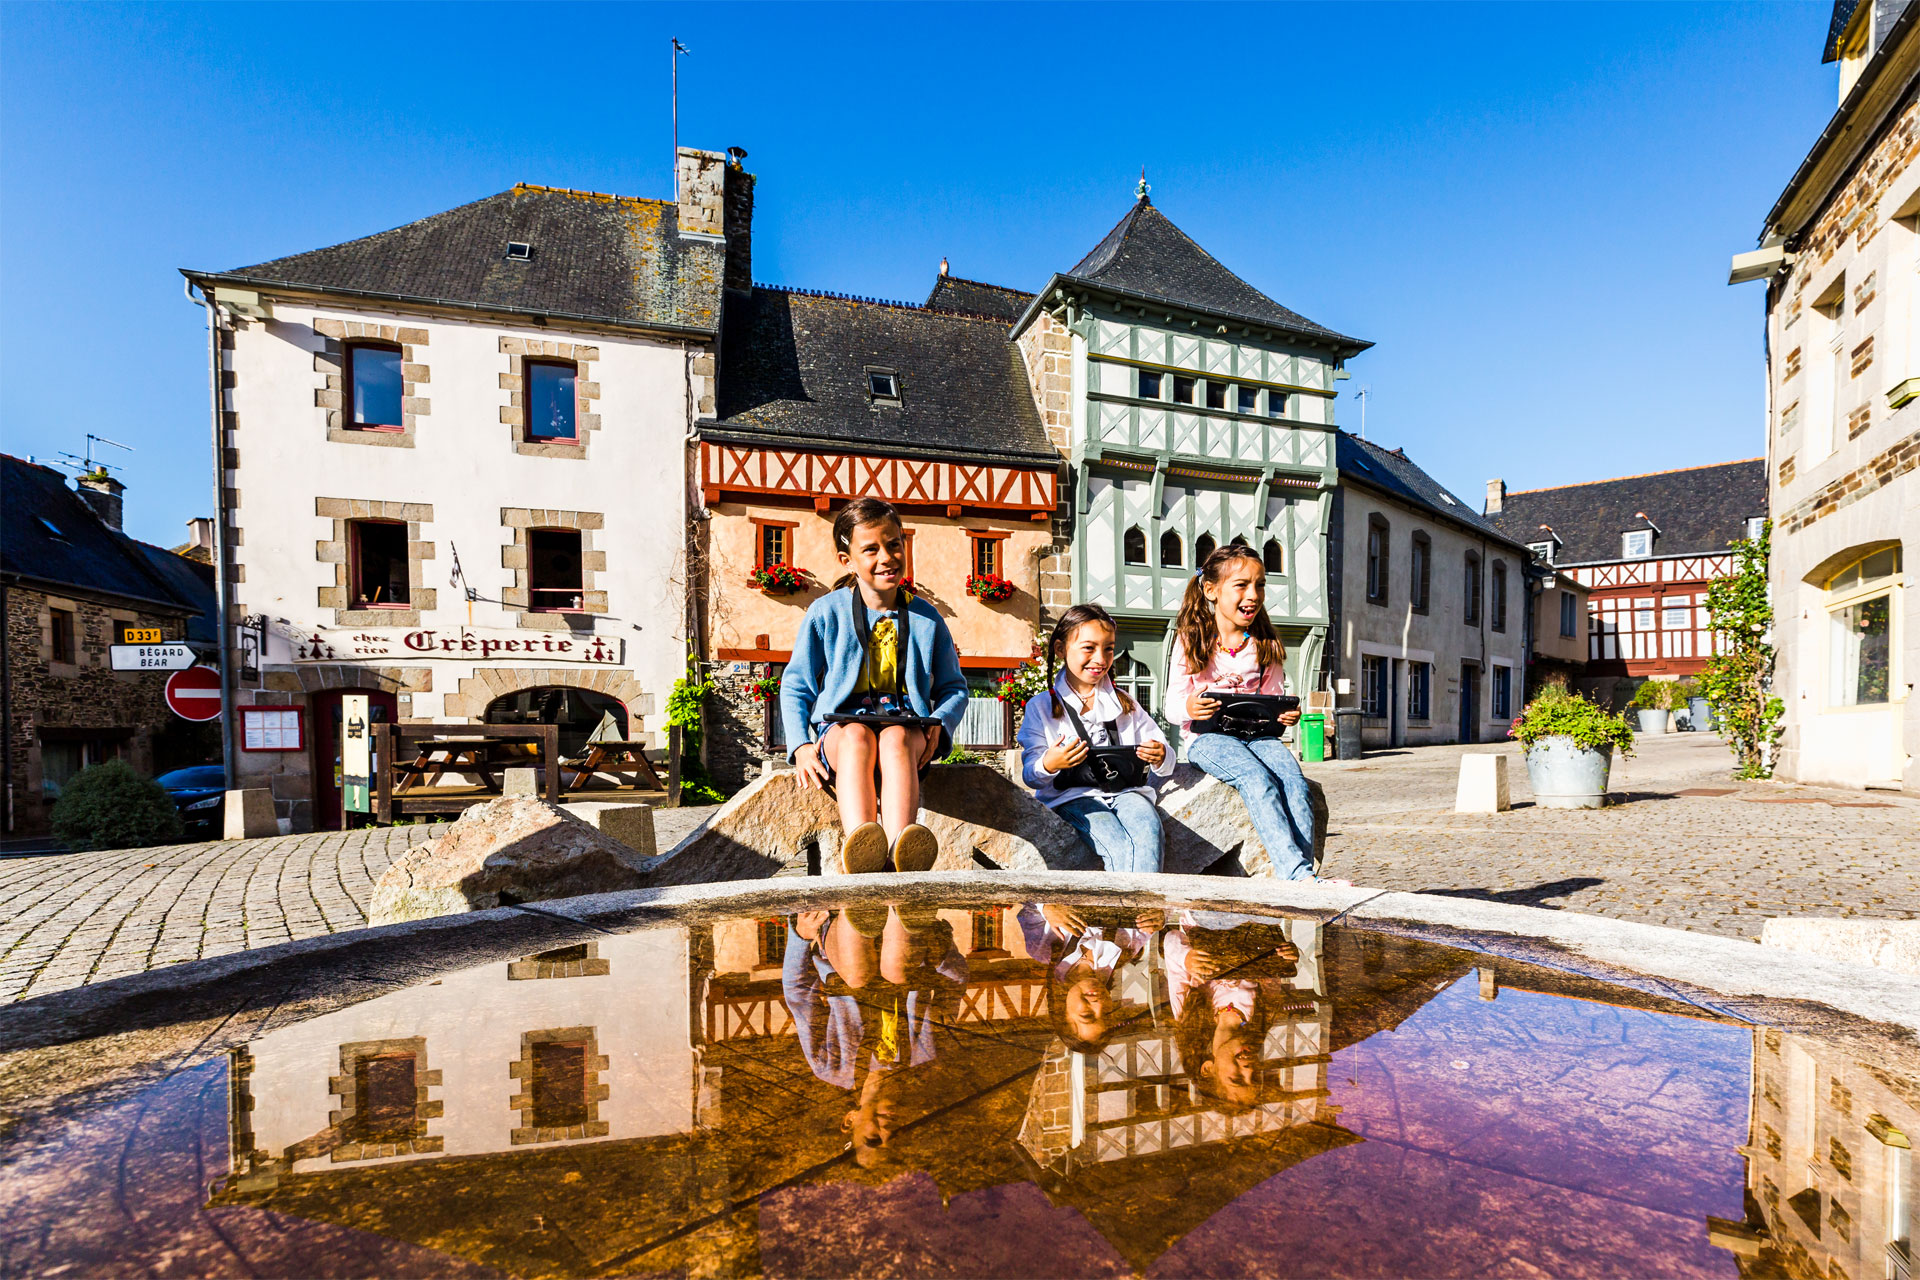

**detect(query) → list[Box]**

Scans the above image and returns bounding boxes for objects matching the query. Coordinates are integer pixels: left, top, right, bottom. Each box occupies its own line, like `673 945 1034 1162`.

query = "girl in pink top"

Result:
1169 545 1345 883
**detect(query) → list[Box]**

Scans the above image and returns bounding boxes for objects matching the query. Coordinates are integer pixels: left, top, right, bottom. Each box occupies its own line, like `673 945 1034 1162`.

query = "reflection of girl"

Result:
1017 902 1163 1053
1165 917 1301 1112
782 907 967 1166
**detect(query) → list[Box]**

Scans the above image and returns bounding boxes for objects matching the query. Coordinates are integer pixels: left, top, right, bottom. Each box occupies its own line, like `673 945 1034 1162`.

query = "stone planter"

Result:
1688 697 1712 732
1635 709 1669 734
1523 736 1613 809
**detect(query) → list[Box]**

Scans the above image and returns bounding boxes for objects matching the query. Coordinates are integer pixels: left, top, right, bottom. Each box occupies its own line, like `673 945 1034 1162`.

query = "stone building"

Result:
1 456 215 837
1330 436 1541 747
695 279 1060 788
1730 0 1919 790
1486 461 1766 704
182 147 751 829
1006 192 1371 717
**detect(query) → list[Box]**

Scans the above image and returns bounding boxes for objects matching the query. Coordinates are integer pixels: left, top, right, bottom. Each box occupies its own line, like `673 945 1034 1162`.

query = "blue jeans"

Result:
1185 733 1316 881
1054 791 1165 874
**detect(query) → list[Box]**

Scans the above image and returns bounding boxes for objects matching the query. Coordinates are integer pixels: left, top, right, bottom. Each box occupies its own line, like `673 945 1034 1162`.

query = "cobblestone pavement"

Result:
1 737 1914 1002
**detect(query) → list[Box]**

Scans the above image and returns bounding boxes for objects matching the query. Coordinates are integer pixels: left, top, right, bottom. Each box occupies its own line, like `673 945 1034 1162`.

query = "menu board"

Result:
242 708 304 751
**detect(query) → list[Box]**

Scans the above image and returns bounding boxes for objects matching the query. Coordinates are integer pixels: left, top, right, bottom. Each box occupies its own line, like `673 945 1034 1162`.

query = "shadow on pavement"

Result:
1419 876 1606 909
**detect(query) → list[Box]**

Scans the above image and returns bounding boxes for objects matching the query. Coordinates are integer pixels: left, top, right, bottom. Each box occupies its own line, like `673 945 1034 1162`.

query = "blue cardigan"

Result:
779 588 970 758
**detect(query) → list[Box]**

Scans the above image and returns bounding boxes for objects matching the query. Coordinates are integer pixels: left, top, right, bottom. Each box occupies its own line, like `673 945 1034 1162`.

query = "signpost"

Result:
110 643 196 672
164 667 224 721
341 693 372 816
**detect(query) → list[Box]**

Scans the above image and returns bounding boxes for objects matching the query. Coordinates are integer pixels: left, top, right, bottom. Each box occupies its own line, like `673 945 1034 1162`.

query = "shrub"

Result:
1702 524 1781 779
1508 685 1635 757
50 759 185 851
1629 680 1684 711
941 745 985 765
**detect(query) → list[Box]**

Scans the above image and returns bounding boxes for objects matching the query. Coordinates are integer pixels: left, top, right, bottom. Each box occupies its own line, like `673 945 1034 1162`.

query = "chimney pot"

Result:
76 470 126 531
1484 478 1506 515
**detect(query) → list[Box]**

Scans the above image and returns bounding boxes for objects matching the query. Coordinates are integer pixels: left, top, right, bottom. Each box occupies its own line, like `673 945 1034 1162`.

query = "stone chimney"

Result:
675 147 728 239
723 146 754 293
76 470 125 530
187 517 213 550
1484 478 1506 516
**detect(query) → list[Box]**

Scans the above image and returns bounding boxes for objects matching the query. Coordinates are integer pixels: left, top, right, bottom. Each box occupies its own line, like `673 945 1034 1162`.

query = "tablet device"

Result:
1191 692 1299 740
822 710 946 732
1057 744 1150 792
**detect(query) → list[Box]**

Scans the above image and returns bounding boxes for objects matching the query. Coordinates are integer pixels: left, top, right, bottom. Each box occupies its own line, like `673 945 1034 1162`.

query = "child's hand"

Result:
794 910 831 942
1274 938 1300 962
1135 740 1167 767
1042 739 1089 774
1040 903 1088 933
915 728 943 769
794 742 830 790
1134 908 1166 932
1188 694 1221 720
1279 709 1302 726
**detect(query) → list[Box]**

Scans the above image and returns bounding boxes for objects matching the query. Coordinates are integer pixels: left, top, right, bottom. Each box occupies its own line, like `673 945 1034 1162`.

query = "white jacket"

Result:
1018 673 1174 808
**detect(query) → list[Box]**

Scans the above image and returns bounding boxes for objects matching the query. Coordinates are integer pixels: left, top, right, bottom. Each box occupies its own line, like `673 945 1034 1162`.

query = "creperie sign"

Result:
287 626 624 666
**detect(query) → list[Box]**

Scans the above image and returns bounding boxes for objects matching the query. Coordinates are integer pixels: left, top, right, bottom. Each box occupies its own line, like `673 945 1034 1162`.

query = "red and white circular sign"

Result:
165 666 224 721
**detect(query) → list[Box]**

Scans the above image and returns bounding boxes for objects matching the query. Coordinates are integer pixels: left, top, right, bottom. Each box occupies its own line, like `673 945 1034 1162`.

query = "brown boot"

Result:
891 823 938 873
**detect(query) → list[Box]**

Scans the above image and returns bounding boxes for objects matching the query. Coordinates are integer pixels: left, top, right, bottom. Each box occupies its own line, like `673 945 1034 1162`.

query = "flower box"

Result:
966 573 1015 603
748 563 807 595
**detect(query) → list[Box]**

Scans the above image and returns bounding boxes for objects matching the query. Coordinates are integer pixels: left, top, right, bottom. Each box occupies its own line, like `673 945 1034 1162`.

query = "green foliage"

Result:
1629 679 1684 711
1508 685 1635 757
941 745 986 765
50 759 185 851
666 649 727 804
1702 524 1782 779
678 758 727 806
992 633 1052 705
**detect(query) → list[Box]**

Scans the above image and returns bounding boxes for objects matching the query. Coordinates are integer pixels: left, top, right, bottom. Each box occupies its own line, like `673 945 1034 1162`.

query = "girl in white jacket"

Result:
1017 604 1175 873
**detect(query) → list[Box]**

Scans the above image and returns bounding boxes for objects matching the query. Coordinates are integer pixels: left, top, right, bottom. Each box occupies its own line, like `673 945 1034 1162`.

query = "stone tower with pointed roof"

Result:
1009 194 1371 719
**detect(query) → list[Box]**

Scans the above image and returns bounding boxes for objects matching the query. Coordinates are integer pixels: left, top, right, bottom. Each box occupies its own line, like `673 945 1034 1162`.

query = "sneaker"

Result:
838 822 889 875
891 823 939 873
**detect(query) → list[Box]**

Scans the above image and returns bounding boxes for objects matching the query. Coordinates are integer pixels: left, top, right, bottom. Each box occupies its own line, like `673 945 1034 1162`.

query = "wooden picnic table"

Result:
561 739 666 793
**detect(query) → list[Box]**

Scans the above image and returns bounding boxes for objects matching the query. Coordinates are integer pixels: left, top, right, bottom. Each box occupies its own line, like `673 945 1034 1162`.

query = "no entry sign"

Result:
165 666 223 721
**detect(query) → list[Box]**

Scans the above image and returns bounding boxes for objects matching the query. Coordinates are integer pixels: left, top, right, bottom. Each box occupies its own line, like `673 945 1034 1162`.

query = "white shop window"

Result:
1825 546 1902 709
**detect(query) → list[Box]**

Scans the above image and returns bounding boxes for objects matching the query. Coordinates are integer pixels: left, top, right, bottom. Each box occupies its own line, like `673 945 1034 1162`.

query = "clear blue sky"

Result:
2 2 1832 547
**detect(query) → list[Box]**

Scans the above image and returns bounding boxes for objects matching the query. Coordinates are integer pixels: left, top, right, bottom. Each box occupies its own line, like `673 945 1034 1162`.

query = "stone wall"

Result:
1776 429 1920 535
1015 311 1076 626
705 665 780 793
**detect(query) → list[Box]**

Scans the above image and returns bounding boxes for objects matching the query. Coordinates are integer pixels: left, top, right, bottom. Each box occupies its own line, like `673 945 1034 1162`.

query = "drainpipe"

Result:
187 279 237 790
2 574 12 833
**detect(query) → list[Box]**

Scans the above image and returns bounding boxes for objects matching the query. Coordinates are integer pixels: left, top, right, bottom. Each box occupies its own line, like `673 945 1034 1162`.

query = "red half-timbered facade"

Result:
700 439 1057 518
1568 553 1738 675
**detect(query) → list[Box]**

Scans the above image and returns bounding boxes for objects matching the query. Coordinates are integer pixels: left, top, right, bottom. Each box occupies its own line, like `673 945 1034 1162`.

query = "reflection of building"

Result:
1712 1029 1915 1280
1729 0 1918 789
182 146 752 829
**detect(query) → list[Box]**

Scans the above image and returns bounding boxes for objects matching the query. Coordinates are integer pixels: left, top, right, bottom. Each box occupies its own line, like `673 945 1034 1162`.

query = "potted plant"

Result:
748 563 807 596
1509 686 1634 809
745 674 781 703
1628 679 1677 734
966 572 1016 603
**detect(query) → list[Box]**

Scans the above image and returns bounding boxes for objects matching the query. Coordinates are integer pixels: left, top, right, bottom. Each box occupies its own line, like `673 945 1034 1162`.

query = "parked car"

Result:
155 765 226 838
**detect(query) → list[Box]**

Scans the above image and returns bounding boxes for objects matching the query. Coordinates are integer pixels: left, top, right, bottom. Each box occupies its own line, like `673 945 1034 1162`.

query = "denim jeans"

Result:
1054 790 1165 874
1185 733 1316 880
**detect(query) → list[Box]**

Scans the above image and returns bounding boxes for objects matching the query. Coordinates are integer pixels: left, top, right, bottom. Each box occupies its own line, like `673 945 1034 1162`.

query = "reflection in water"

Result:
4 896 1913 1279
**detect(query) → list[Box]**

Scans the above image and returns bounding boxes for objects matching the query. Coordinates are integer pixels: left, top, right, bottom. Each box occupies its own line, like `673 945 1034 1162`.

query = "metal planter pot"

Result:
1687 697 1713 732
1636 709 1669 734
1524 736 1613 809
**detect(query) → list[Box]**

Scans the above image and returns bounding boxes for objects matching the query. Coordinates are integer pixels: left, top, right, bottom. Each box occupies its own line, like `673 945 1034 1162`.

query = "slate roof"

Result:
1487 460 1767 567
1335 433 1526 551
1058 198 1369 352
1 456 210 616
186 185 725 335
1824 0 1912 60
707 287 1056 462
130 540 218 646
923 274 1033 321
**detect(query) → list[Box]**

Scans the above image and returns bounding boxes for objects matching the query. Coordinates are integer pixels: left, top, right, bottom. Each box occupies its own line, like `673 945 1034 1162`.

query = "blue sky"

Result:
2 2 1833 547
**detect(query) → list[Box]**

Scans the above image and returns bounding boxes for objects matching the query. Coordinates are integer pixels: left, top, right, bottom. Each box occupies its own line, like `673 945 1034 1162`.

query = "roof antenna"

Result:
671 38 690 187
1136 166 1150 201
1354 386 1370 441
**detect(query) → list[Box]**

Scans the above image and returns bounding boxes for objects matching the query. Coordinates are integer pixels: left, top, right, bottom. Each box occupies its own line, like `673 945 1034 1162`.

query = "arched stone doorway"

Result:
484 686 630 759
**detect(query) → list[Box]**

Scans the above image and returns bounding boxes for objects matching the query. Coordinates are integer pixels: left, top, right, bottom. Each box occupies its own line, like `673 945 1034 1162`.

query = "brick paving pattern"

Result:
1 735 1913 1002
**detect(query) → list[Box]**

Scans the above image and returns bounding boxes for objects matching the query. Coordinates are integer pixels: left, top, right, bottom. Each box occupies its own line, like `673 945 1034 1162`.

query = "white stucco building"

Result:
186 148 752 829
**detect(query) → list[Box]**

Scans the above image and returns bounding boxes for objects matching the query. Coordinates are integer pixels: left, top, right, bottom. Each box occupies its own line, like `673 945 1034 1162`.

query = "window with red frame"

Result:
348 520 410 608
759 522 789 566
528 528 584 611
971 535 1002 578
347 343 404 430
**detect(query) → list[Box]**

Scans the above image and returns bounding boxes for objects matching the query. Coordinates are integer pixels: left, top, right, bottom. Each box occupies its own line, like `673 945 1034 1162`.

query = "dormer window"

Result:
1528 541 1555 564
1622 529 1653 560
505 241 533 261
866 369 900 403
1745 516 1767 541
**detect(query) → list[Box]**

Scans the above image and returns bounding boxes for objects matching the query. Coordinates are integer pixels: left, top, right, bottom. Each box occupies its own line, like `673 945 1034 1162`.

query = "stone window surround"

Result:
315 498 436 626
509 1025 611 1144
313 319 430 448
501 507 607 627
327 1036 444 1163
500 337 601 459
507 942 612 980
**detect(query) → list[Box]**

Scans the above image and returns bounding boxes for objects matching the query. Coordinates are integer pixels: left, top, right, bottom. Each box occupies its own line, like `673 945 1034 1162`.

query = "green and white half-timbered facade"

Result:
1012 194 1371 725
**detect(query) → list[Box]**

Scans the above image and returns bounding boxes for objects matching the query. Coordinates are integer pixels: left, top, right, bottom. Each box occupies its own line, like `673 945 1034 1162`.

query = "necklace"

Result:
1219 635 1249 658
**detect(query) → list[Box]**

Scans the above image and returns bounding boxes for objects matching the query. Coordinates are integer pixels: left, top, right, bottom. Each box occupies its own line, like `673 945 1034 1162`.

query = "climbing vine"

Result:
1701 523 1782 779
666 652 725 804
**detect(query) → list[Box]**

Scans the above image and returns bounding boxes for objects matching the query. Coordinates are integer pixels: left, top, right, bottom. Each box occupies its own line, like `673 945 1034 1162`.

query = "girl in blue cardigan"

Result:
781 498 970 874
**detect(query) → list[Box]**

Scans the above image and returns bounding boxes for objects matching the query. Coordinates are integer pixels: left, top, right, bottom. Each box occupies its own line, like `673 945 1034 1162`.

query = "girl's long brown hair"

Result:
1173 543 1285 674
1045 603 1134 718
829 497 906 592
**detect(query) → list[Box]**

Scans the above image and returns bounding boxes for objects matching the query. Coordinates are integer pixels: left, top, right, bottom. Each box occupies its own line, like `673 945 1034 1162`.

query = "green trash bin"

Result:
1298 712 1326 763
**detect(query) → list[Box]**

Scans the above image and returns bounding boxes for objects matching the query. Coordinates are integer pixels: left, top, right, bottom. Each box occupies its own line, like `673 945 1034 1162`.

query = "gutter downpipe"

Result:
2 574 12 834
187 279 237 790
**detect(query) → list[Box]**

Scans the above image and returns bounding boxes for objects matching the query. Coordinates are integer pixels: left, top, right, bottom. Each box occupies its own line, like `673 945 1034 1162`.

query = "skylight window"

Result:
39 517 65 539
866 369 900 401
505 242 533 261
1439 493 1458 506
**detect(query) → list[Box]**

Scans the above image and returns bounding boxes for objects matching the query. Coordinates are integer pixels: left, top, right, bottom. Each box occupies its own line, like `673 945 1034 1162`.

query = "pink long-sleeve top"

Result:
1165 636 1289 734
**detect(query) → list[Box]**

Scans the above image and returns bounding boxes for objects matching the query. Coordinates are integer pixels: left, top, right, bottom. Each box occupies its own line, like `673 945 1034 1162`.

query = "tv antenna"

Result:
1354 387 1370 440
53 433 134 476
671 38 690 180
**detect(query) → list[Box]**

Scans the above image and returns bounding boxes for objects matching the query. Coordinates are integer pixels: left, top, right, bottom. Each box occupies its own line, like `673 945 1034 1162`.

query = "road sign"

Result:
341 693 372 814
117 625 164 644
165 667 223 721
110 643 196 672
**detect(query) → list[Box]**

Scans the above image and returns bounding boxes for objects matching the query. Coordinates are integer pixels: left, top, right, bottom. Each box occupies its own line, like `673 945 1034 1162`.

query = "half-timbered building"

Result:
696 282 1060 786
1007 191 1373 720
1486 460 1767 699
